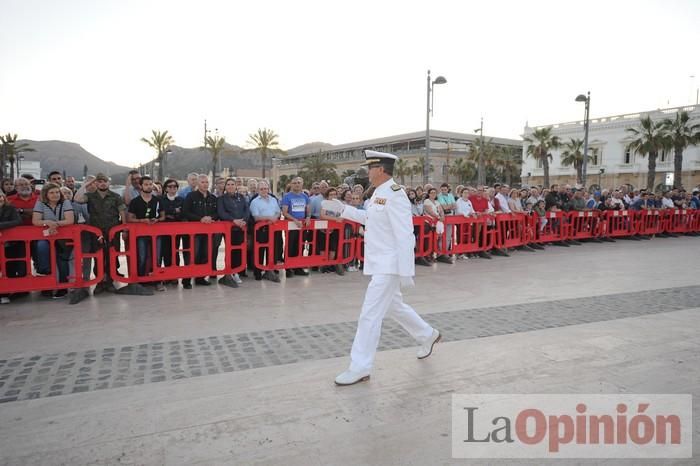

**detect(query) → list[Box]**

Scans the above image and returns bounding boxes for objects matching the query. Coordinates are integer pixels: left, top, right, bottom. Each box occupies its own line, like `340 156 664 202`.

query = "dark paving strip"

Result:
0 285 698 404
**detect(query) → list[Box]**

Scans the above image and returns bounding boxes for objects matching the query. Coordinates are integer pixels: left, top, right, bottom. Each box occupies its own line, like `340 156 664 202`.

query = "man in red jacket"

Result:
7 177 39 225
468 187 493 259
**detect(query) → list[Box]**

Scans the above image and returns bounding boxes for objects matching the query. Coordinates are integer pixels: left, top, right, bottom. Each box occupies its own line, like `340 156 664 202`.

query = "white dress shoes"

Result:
417 329 441 359
334 369 371 386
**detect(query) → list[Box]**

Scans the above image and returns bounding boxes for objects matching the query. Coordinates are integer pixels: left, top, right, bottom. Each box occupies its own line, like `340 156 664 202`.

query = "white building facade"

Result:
521 103 700 191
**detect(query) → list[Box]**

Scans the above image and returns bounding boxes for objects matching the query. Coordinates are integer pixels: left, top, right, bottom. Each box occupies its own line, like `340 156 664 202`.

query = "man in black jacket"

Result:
545 184 562 211
183 175 219 287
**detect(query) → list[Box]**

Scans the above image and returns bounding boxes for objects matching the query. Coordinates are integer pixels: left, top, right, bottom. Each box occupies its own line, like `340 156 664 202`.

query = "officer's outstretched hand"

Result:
399 276 415 289
321 199 345 217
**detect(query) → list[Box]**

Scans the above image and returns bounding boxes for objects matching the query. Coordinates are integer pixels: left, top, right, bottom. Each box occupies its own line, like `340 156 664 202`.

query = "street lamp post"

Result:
271 157 279 196
17 153 24 176
598 168 605 189
424 70 447 184
575 92 591 186
474 117 485 186
162 147 172 180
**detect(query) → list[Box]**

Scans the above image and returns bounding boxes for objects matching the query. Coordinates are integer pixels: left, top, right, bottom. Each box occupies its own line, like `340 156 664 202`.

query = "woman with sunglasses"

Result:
159 179 186 284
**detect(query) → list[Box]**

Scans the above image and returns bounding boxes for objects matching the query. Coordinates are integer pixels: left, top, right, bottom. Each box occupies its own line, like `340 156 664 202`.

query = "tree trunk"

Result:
9 158 15 180
647 151 657 191
409 172 414 186
400 173 405 185
505 169 512 186
211 154 218 179
673 146 683 189
576 165 583 185
543 158 550 189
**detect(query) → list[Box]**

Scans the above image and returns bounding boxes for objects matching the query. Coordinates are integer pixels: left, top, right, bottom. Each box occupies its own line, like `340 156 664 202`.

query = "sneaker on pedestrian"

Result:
53 289 68 299
218 275 239 288
263 271 280 283
154 282 166 292
232 273 243 284
68 288 89 305
436 255 453 264
0 296 10 304
347 265 358 272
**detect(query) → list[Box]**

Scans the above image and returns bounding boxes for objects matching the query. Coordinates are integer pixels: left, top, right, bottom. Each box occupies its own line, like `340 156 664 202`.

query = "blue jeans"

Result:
36 240 71 283
137 237 162 277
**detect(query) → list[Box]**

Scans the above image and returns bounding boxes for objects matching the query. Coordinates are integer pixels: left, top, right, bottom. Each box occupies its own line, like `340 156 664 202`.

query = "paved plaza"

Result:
0 237 699 465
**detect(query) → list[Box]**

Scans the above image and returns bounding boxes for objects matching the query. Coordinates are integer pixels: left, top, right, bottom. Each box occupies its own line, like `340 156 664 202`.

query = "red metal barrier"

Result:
529 211 571 244
108 222 247 282
689 210 700 232
252 219 356 271
600 210 636 238
569 210 602 240
633 210 665 236
414 216 437 258
492 213 529 249
664 209 695 234
0 225 104 293
434 215 493 256
350 216 435 263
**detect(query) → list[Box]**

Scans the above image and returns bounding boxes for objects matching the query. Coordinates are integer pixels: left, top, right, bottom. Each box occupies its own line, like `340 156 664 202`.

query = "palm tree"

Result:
0 134 35 179
467 137 498 185
394 158 411 185
449 158 476 185
299 151 338 185
493 146 523 186
409 160 422 186
661 111 700 189
140 130 173 181
201 134 226 178
626 116 668 191
559 138 593 185
413 156 433 185
248 128 282 180
524 127 561 188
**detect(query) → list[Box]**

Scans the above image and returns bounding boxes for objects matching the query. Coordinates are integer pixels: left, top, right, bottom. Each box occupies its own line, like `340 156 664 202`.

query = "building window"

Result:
660 148 668 162
624 149 632 164
536 158 543 169
591 148 601 166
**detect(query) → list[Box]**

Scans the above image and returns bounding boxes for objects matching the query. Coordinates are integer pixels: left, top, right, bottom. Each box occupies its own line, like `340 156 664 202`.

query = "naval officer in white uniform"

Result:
335 150 441 386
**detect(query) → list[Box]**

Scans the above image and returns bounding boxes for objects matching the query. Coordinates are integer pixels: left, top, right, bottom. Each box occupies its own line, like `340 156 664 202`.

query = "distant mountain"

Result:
140 141 334 179
17 140 131 180
12 139 337 184
286 142 333 156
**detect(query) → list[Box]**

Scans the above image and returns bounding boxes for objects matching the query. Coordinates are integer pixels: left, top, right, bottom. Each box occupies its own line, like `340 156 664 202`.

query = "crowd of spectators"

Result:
0 169 698 306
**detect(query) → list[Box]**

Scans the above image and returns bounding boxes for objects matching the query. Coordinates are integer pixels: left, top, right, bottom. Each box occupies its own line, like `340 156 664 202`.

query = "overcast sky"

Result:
1 0 698 168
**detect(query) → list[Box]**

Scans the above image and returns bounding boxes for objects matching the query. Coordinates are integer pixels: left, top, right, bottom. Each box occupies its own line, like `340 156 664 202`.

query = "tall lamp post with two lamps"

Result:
575 92 591 186
424 70 447 184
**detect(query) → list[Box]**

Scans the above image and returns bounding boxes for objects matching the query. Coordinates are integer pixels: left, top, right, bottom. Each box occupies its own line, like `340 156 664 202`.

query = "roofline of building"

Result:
528 103 700 132
289 129 522 158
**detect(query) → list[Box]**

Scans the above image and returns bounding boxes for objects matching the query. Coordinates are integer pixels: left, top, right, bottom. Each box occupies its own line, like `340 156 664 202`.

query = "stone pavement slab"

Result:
0 236 698 465
0 308 698 465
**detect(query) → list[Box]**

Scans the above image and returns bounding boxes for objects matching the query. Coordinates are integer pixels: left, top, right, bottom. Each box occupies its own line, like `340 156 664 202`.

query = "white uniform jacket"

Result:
341 178 415 278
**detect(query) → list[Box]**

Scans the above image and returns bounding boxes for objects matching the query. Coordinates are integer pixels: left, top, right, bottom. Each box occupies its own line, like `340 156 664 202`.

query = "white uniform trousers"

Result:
349 274 434 373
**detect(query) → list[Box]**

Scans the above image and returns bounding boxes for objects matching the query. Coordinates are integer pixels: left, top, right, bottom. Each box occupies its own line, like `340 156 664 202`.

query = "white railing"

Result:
531 103 700 131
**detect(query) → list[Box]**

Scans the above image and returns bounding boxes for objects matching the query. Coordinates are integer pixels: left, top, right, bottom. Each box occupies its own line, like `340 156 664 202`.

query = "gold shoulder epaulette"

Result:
391 184 401 191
